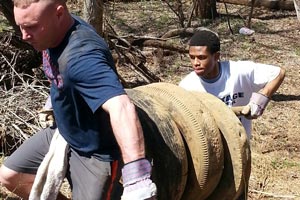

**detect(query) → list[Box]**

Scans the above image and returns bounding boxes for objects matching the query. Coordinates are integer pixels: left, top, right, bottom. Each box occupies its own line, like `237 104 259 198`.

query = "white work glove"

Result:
242 92 270 119
38 109 55 128
121 158 157 200
38 96 55 128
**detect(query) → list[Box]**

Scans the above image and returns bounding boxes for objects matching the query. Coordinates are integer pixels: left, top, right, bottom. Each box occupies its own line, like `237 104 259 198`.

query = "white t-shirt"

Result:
179 60 281 138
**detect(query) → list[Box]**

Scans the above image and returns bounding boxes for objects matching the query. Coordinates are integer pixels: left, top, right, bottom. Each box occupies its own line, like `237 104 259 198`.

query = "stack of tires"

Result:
126 82 251 200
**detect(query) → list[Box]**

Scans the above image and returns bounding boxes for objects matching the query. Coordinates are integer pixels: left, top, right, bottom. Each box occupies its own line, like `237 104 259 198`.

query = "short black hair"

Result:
189 29 220 54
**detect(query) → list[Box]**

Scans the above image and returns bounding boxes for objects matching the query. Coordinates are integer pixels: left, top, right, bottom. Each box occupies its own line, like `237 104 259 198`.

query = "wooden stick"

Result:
249 189 299 199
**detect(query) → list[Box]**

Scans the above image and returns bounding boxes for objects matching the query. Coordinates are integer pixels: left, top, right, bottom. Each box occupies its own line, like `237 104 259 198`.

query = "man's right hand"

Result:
38 95 55 128
38 109 55 128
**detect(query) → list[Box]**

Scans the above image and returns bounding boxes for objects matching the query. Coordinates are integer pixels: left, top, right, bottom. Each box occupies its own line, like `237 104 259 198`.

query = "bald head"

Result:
13 0 73 50
13 0 67 8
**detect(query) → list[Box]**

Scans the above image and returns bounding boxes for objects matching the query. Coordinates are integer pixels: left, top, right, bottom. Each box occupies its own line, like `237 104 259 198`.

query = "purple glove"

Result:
121 158 157 200
242 92 270 119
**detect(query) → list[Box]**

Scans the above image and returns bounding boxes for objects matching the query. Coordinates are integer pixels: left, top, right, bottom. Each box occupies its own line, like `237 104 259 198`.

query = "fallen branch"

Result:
11 124 29 140
216 0 295 10
142 40 188 53
161 27 202 39
250 189 299 199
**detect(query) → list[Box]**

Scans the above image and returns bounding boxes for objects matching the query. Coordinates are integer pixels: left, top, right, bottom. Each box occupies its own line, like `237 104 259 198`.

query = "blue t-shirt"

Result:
43 16 125 161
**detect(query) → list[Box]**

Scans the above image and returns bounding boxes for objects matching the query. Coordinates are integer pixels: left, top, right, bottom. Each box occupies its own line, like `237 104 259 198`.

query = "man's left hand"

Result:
121 158 157 200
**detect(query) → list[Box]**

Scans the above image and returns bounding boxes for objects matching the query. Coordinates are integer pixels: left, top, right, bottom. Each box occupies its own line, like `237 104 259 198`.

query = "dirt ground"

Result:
1 1 300 199
107 2 300 199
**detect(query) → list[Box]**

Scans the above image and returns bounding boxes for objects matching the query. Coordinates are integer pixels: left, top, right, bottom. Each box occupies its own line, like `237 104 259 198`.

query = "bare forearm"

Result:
103 95 145 163
260 68 285 97
111 107 145 163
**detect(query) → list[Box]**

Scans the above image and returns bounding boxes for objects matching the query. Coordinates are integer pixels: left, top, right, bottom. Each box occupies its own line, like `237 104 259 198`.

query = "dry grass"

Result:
108 2 300 199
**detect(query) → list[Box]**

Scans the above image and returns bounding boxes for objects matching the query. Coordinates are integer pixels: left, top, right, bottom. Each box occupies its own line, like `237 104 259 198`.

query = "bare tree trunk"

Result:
294 0 300 20
162 0 186 28
193 0 218 19
83 0 104 35
247 0 256 28
217 0 295 10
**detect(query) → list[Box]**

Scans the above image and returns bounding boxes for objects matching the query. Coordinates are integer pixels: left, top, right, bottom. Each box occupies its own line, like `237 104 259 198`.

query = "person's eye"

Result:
24 24 39 31
27 26 37 30
198 55 207 60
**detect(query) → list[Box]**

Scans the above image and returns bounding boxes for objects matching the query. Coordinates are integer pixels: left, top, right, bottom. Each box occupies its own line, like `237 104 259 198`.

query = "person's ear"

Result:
214 51 220 61
56 5 65 19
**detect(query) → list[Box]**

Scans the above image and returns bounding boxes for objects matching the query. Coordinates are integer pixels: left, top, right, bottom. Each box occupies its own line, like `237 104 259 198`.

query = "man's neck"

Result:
52 13 74 48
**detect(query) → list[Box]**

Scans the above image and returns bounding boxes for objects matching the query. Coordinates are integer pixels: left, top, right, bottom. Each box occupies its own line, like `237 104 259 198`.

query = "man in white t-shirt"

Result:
179 29 285 139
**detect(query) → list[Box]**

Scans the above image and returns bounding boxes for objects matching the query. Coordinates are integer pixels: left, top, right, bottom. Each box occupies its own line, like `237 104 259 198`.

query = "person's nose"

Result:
193 57 200 66
21 28 31 41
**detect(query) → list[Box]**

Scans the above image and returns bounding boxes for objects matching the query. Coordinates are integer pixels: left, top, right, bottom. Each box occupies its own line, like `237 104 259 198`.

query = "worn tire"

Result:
133 83 224 199
191 91 251 200
126 89 188 200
